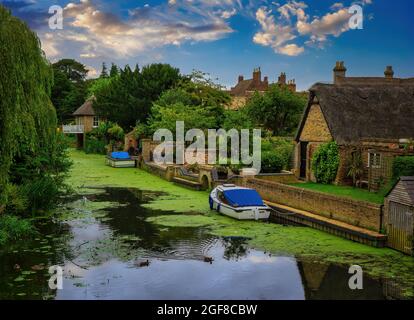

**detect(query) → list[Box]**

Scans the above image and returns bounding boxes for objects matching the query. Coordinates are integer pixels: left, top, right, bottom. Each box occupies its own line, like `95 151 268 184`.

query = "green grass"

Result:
290 182 385 204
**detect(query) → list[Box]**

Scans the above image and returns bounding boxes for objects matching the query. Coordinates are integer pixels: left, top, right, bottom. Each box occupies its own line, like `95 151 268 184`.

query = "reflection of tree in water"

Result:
222 237 250 261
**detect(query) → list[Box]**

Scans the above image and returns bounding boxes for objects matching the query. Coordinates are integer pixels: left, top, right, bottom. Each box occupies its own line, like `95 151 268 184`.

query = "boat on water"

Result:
209 184 271 220
105 151 136 168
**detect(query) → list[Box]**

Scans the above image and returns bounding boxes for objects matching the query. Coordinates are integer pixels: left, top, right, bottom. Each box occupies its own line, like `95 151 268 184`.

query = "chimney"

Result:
333 61 347 84
253 67 261 84
238 75 244 83
278 72 287 85
384 66 394 79
263 76 268 84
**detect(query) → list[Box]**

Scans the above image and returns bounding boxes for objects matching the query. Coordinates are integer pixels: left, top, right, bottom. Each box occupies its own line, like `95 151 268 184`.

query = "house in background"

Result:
227 67 297 109
294 62 414 190
62 97 101 148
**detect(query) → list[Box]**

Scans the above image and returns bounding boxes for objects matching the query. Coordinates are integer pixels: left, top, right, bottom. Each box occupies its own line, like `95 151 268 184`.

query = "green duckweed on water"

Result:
68 150 414 298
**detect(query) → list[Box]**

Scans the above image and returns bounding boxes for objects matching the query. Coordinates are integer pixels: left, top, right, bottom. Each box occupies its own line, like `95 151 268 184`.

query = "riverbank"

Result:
67 150 414 298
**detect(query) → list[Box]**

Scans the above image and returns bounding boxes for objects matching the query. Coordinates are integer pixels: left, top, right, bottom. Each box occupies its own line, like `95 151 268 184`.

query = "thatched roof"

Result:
295 83 414 144
73 98 96 116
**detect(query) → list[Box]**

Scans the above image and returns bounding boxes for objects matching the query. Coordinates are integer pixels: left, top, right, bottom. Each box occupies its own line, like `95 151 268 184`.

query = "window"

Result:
93 116 99 128
76 117 83 125
368 152 381 168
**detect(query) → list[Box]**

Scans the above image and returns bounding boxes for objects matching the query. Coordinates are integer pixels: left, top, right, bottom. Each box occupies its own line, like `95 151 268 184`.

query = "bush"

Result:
261 137 294 170
85 136 107 155
21 176 59 214
0 184 27 215
261 151 284 173
312 142 340 184
393 156 414 180
0 215 34 246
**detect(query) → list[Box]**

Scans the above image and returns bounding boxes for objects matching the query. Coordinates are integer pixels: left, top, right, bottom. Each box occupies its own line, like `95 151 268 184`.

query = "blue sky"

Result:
2 0 414 90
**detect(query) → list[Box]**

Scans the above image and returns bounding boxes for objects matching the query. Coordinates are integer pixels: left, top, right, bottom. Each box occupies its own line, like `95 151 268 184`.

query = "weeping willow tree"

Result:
0 6 68 213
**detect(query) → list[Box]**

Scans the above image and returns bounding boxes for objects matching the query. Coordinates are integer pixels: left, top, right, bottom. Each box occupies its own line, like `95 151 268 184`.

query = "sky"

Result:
2 0 414 90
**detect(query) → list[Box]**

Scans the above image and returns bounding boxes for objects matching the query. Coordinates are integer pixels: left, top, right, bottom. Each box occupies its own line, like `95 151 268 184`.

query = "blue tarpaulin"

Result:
111 152 131 160
223 189 264 207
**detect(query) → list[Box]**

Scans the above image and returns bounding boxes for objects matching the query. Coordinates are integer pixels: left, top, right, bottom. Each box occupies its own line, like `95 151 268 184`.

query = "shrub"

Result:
261 151 284 173
312 142 340 184
0 215 35 246
21 176 59 214
261 137 294 170
0 184 27 215
393 156 414 180
84 136 107 155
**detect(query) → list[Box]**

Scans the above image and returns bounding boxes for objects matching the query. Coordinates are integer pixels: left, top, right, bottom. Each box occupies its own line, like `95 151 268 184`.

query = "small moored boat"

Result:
209 184 271 220
106 151 136 168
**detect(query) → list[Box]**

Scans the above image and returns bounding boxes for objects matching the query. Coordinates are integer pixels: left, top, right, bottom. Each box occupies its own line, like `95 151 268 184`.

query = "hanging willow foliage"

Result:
0 6 57 198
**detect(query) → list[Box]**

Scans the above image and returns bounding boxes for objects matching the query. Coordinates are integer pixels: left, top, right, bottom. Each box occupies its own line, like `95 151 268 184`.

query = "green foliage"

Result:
222 108 254 131
311 142 340 184
100 62 109 78
246 85 307 136
0 215 35 246
261 137 294 171
148 103 217 134
0 8 72 221
0 184 27 215
392 156 414 180
93 64 181 130
85 137 107 155
87 76 114 98
86 121 124 154
346 148 365 187
21 177 59 214
261 151 285 173
51 59 88 124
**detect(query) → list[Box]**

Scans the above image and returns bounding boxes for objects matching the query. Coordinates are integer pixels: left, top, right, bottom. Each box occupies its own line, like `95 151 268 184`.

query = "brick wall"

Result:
243 178 383 231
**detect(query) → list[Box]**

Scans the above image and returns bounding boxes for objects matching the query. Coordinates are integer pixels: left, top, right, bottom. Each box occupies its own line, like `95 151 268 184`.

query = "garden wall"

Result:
244 178 383 231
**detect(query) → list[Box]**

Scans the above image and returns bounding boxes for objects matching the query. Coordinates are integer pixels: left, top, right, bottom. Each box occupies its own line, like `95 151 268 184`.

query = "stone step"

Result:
173 177 203 191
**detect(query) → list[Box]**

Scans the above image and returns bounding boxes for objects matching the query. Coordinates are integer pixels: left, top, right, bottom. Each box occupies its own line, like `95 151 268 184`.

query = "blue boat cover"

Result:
223 189 264 207
111 151 131 160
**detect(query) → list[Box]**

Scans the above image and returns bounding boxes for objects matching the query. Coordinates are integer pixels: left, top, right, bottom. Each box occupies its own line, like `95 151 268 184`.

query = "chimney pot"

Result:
384 66 394 79
333 61 347 84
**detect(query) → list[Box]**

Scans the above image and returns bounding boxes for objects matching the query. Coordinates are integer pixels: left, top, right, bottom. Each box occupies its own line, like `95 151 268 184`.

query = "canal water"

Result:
0 188 390 300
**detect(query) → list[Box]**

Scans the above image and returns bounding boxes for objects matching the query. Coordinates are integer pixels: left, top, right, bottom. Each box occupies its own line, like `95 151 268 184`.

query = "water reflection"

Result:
0 187 403 300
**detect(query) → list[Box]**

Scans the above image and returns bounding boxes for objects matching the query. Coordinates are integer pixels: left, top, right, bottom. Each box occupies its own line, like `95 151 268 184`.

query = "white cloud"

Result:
253 0 372 56
40 0 236 60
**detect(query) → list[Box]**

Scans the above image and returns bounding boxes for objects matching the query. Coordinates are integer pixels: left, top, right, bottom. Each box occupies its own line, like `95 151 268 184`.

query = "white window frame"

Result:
368 152 381 169
93 116 99 128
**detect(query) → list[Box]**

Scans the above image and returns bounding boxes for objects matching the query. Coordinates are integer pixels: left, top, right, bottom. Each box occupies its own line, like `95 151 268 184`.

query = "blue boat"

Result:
105 151 136 168
209 184 271 220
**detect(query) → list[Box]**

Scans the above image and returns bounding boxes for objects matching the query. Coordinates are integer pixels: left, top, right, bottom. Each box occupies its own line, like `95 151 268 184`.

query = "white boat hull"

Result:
210 188 271 221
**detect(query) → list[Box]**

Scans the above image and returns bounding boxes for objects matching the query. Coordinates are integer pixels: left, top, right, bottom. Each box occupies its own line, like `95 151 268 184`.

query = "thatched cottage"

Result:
294 62 414 190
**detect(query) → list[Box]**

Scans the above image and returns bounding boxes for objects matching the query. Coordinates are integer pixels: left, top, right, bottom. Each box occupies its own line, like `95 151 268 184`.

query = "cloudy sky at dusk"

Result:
2 0 414 90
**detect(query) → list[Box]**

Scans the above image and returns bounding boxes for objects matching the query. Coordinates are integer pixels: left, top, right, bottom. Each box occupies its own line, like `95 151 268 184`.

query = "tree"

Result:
52 59 88 83
51 59 88 124
110 63 119 77
93 64 181 130
0 6 71 214
100 62 108 78
246 85 307 136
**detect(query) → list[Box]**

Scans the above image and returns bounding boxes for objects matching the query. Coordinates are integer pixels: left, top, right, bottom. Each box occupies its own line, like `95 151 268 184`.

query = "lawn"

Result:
289 182 385 204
